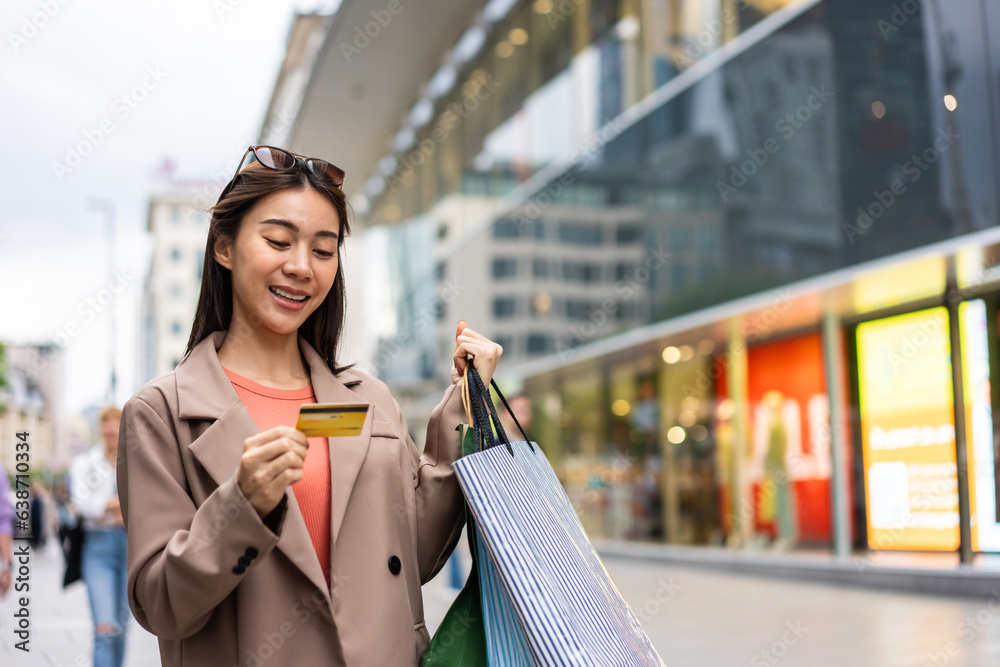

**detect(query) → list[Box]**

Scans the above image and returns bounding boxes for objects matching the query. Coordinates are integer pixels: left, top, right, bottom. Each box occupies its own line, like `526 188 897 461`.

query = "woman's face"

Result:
214 186 341 336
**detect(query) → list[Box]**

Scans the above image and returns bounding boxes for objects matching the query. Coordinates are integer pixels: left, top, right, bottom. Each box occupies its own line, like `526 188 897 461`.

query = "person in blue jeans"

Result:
70 406 129 667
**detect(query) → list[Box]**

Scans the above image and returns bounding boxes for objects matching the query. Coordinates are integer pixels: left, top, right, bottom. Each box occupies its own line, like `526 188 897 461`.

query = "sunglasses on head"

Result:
220 145 346 198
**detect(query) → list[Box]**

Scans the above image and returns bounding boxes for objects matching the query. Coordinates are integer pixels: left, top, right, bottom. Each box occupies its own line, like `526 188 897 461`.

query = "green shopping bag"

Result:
420 422 489 666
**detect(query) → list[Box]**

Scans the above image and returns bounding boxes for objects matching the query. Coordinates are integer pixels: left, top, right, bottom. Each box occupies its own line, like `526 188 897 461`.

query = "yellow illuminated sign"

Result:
856 307 959 551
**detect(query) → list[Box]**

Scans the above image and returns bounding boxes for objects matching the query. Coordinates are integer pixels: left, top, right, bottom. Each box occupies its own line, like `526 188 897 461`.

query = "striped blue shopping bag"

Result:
456 363 667 667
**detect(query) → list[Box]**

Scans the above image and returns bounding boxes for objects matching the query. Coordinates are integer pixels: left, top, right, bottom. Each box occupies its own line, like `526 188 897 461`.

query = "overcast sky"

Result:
1 0 339 415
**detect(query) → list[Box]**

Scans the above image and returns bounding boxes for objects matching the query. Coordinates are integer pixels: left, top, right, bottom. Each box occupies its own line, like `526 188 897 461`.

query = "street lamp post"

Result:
90 199 116 405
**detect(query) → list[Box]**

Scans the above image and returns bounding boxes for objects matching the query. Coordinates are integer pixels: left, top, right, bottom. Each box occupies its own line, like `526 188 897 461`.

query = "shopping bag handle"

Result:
464 360 534 456
464 361 500 453
461 362 474 428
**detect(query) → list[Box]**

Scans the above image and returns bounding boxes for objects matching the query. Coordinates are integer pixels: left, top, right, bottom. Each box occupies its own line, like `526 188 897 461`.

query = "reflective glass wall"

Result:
370 0 1000 549
374 0 1000 387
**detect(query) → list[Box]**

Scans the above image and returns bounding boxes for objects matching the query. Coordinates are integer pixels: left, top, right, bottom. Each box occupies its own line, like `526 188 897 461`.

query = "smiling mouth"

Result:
270 286 309 303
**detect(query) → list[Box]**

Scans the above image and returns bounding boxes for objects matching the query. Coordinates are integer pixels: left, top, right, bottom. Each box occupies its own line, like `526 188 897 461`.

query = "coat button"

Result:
238 555 251 568
245 546 258 559
233 565 246 575
387 555 401 575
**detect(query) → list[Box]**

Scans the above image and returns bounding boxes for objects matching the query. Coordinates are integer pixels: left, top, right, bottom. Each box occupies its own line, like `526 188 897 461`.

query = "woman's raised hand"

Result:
451 319 503 387
237 426 308 519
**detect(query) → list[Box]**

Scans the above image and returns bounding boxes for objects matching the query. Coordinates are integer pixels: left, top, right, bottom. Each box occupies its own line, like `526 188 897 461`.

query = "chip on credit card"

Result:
295 403 369 437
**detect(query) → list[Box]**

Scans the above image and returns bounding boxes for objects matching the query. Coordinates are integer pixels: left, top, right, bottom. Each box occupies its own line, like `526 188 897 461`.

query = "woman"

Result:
116 145 502 666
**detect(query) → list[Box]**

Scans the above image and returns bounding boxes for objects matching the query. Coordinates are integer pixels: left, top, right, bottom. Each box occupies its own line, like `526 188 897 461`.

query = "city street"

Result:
602 558 1000 666
0 540 159 667
4 538 1000 666
4 0 1000 665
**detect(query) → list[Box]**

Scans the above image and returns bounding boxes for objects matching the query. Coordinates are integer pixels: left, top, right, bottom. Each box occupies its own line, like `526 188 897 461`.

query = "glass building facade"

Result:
363 0 1000 554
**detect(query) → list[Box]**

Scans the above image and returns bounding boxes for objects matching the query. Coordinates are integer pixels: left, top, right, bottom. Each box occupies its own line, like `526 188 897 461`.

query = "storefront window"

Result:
659 347 718 544
856 307 960 551
855 299 1000 553
714 331 837 549
960 299 1000 551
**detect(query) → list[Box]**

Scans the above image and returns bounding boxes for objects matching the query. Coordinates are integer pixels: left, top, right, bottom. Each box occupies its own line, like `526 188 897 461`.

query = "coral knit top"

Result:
223 367 332 590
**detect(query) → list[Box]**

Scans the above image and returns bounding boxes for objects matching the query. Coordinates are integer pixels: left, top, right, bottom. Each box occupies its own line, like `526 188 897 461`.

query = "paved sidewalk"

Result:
598 539 1000 599
434 534 1000 666
5 531 1000 665
606 557 1000 666
0 539 160 667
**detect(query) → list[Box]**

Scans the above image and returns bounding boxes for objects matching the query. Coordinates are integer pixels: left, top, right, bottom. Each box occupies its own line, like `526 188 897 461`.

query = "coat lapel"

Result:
176 329 370 608
297 335 372 552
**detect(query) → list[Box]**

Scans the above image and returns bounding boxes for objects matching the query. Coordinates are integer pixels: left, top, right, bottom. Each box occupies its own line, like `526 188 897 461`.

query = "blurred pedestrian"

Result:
0 461 14 600
55 476 79 545
116 145 503 666
69 406 129 667
498 392 533 442
763 391 797 550
29 478 50 550
55 475 85 586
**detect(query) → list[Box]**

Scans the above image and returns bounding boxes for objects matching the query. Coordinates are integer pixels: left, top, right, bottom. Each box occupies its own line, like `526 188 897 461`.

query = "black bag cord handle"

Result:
465 362 496 453
469 364 513 457
465 361 535 455
469 363 509 445
490 377 532 450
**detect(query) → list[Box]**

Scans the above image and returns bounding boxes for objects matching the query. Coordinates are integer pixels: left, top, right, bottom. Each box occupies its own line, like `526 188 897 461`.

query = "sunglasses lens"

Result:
254 146 295 170
308 159 345 187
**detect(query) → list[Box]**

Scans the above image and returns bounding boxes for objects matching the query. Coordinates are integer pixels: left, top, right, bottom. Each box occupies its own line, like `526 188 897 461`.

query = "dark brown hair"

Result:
182 161 355 375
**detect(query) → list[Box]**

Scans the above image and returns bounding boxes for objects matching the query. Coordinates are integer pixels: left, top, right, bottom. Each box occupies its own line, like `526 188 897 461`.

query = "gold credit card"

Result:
295 403 369 437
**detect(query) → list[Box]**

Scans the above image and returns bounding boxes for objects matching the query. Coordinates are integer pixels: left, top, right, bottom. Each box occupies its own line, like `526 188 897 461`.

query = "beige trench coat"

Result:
116 329 467 666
